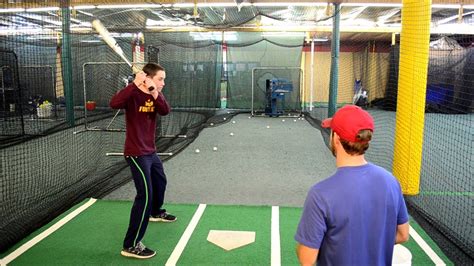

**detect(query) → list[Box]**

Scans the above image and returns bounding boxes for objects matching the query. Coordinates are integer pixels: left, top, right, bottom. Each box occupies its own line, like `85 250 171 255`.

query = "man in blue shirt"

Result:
295 105 409 266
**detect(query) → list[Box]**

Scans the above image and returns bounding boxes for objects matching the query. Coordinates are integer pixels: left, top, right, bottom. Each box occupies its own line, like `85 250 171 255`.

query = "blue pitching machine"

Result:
264 78 293 117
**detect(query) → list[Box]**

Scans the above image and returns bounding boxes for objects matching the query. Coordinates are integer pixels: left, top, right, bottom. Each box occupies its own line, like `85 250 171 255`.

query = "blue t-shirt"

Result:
295 163 408 266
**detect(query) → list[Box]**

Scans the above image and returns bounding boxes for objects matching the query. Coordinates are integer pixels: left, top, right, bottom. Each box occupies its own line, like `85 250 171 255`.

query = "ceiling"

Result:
0 1 473 43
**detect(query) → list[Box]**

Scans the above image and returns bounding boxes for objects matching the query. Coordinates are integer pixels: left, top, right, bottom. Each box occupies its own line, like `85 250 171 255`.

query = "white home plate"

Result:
392 244 412 266
207 230 256 251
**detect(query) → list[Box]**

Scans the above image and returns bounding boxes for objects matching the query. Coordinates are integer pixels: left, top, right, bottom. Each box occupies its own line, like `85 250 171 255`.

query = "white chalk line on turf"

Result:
409 225 446 266
0 198 97 266
271 206 281 266
165 203 206 266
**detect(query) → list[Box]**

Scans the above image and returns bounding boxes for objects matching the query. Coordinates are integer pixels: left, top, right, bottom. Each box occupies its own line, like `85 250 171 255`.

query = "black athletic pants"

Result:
123 153 167 249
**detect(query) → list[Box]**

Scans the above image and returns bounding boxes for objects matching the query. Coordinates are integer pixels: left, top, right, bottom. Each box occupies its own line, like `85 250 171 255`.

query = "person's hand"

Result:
144 77 159 98
150 86 159 99
133 71 146 88
144 77 156 91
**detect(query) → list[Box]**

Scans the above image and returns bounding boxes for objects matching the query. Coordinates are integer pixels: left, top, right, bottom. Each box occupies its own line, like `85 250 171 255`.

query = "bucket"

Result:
37 105 52 118
392 244 412 266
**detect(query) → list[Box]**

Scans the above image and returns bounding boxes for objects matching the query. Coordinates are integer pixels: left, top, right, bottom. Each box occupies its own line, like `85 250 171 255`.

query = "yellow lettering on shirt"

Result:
138 99 155 112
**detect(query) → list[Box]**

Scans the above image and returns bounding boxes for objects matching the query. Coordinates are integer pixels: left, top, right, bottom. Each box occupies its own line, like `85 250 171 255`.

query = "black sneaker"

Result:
150 211 177 222
121 242 156 259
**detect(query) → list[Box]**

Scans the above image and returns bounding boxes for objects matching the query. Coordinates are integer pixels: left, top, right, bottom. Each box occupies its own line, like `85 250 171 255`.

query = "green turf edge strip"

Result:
165 203 207 266
8 201 199 266
0 198 97 265
0 198 93 259
409 220 453 265
410 224 447 265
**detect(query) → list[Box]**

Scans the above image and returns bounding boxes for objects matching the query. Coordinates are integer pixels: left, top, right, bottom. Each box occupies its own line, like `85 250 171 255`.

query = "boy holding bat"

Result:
110 63 176 259
295 105 409 265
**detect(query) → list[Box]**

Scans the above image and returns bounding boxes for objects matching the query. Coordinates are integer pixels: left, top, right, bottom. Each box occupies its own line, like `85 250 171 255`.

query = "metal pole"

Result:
251 68 254 116
310 38 315 111
61 0 74 126
328 3 341 118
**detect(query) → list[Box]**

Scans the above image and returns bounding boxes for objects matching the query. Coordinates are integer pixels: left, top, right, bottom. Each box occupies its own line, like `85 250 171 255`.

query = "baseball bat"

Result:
92 19 140 74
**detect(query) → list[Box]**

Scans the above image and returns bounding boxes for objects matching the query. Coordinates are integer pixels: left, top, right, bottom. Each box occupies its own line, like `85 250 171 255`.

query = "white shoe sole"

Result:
121 250 156 259
149 217 177 223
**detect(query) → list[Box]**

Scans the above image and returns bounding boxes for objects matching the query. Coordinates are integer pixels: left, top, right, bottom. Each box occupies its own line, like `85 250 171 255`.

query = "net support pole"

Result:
327 3 341 118
60 0 75 126
392 0 431 195
309 37 315 111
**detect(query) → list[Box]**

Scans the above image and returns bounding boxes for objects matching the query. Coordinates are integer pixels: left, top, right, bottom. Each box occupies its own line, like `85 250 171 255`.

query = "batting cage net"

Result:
0 1 472 264
303 3 473 263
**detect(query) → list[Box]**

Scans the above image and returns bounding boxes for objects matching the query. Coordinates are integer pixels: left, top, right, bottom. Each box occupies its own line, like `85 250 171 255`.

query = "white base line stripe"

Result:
271 206 281 266
0 198 97 266
165 204 206 266
409 225 445 266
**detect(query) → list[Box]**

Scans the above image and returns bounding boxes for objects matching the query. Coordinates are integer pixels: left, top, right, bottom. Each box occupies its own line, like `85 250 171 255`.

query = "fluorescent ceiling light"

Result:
102 33 134 38
174 2 326 8
0 8 25 13
261 32 305 37
341 3 402 8
0 28 55 34
432 4 460 9
253 2 327 7
26 7 60 12
71 27 93 32
436 10 474 25
81 40 102 43
305 37 329 42
27 35 59 40
173 3 249 8
198 3 245 7
432 23 474 34
146 18 188 27
189 32 237 41
171 3 194 8
19 14 62 26
97 4 170 9
76 10 94 17
72 6 96 10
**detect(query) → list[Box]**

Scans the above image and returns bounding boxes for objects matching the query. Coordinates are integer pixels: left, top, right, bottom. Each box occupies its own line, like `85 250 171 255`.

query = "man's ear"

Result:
333 132 341 145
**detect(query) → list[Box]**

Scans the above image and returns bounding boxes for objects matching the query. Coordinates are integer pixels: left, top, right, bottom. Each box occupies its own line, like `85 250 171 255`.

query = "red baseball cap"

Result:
321 105 374 142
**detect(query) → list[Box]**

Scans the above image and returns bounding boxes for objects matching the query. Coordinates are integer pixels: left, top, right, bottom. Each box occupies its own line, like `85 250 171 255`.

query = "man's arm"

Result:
110 71 148 109
109 83 135 109
154 92 170 115
395 222 409 244
296 243 319 266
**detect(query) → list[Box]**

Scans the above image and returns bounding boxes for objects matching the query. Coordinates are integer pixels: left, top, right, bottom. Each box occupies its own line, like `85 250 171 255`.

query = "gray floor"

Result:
104 114 336 207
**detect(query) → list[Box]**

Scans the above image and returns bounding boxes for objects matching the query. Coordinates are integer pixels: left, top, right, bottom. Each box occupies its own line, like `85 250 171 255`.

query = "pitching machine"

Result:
264 78 293 117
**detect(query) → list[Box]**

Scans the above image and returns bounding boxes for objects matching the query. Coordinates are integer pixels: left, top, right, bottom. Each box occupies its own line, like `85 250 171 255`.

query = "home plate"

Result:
392 244 412 265
207 230 256 251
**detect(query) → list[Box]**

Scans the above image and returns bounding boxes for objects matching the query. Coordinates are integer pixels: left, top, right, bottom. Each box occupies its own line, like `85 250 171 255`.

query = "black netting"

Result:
305 34 473 264
0 2 472 265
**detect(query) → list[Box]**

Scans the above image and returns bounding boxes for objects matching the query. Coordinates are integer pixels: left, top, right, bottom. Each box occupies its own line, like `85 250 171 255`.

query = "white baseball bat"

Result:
92 19 140 73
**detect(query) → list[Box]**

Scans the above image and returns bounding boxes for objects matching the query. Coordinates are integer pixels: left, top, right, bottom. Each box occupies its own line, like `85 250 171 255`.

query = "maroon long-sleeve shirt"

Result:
110 82 170 156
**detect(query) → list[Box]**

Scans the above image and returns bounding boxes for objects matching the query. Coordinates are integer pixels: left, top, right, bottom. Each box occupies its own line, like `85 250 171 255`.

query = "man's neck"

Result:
336 153 367 168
